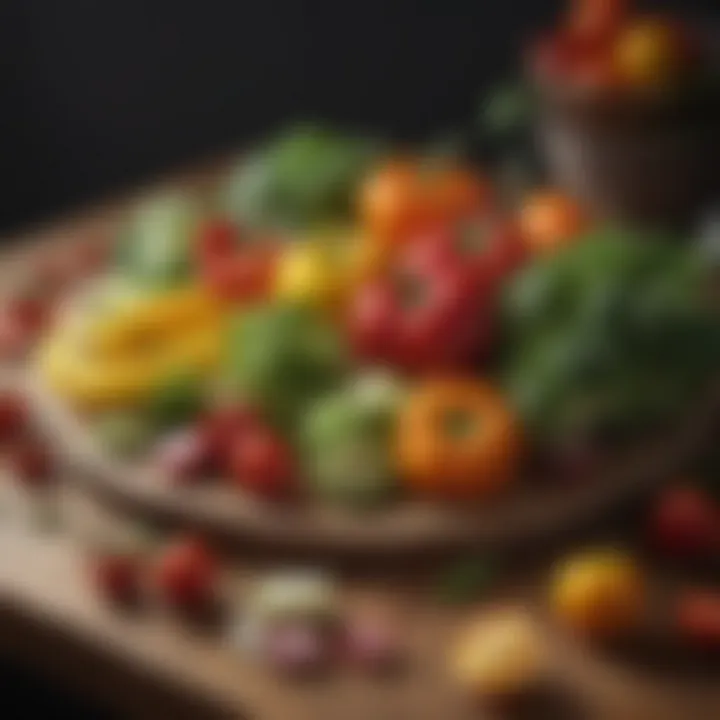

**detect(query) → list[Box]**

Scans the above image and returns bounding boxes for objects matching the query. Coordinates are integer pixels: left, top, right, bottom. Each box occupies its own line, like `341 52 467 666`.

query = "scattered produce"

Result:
646 486 720 559
154 535 218 610
550 548 645 638
451 607 548 698
395 379 522 500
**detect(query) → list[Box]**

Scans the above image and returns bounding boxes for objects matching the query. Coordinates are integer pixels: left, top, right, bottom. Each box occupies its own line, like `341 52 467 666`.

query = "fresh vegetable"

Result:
395 379 522 500
566 0 629 44
226 304 346 427
154 535 218 609
0 392 28 442
274 227 387 314
359 158 491 246
90 551 143 605
8 440 53 488
221 124 381 231
116 192 202 288
199 403 259 467
348 242 492 371
302 371 404 508
452 608 547 697
676 590 720 650
153 427 214 484
145 372 206 430
229 423 296 501
646 486 719 558
550 548 645 638
518 190 588 255
614 17 691 88
503 228 720 442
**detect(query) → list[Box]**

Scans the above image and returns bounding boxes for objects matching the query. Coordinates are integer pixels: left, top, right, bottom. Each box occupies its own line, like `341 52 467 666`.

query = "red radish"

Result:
91 553 143 605
229 425 295 501
154 428 214 484
0 391 28 441
8 440 53 488
154 535 218 609
676 590 720 650
647 487 720 558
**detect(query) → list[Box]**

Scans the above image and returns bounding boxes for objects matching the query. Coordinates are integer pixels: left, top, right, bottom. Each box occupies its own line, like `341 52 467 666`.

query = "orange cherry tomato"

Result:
519 190 589 255
395 379 522 500
359 159 491 246
614 17 690 88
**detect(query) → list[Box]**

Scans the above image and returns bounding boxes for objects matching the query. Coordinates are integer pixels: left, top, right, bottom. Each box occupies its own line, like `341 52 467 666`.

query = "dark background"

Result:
0 1 716 717
0 0 716 235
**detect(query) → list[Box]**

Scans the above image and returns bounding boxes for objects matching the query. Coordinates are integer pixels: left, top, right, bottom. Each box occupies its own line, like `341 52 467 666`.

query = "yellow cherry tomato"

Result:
550 549 646 638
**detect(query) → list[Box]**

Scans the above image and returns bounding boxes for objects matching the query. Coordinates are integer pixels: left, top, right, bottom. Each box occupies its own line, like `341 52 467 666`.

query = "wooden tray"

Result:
27 367 720 559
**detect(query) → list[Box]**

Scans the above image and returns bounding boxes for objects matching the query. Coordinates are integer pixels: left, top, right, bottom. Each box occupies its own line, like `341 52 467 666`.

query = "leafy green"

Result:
220 124 383 231
225 304 347 428
502 227 720 442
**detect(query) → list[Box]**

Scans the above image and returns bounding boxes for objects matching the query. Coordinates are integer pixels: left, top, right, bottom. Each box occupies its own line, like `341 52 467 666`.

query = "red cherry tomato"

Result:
195 218 240 263
200 404 260 467
647 487 720 559
155 535 217 609
0 391 28 442
676 590 720 650
8 440 53 488
566 0 628 44
201 248 276 303
229 425 295 501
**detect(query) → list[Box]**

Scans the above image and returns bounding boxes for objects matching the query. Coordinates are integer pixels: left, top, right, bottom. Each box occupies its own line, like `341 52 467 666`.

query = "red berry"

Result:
8 441 53 487
155 536 217 609
91 553 143 604
154 428 213 484
647 487 720 558
229 425 295 501
0 391 28 441
676 590 720 650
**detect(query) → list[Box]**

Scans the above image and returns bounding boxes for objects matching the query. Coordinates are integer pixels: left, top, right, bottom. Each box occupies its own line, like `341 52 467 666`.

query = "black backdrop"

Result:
1 0 716 233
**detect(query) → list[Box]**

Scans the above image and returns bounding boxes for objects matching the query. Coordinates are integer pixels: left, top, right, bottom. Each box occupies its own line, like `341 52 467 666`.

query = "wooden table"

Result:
2 171 720 720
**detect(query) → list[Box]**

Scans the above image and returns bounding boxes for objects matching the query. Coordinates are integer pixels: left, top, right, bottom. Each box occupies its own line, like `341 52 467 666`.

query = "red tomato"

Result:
196 218 240 263
348 244 493 371
409 216 526 295
676 590 720 650
8 440 53 488
201 248 276 303
566 0 628 44
91 553 142 605
647 487 720 559
229 425 295 501
200 404 260 467
155 535 217 609
0 391 28 442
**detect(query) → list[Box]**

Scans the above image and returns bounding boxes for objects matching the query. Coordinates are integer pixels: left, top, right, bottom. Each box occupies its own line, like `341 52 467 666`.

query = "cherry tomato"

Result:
519 190 589 255
199 403 260 467
614 17 691 88
566 0 628 44
0 391 28 442
195 218 240 264
647 487 720 559
91 553 143 605
201 247 276 303
155 535 217 609
676 590 720 650
229 424 295 501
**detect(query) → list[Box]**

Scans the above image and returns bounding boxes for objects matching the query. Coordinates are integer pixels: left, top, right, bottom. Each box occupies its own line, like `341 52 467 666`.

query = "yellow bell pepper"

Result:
273 227 390 313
